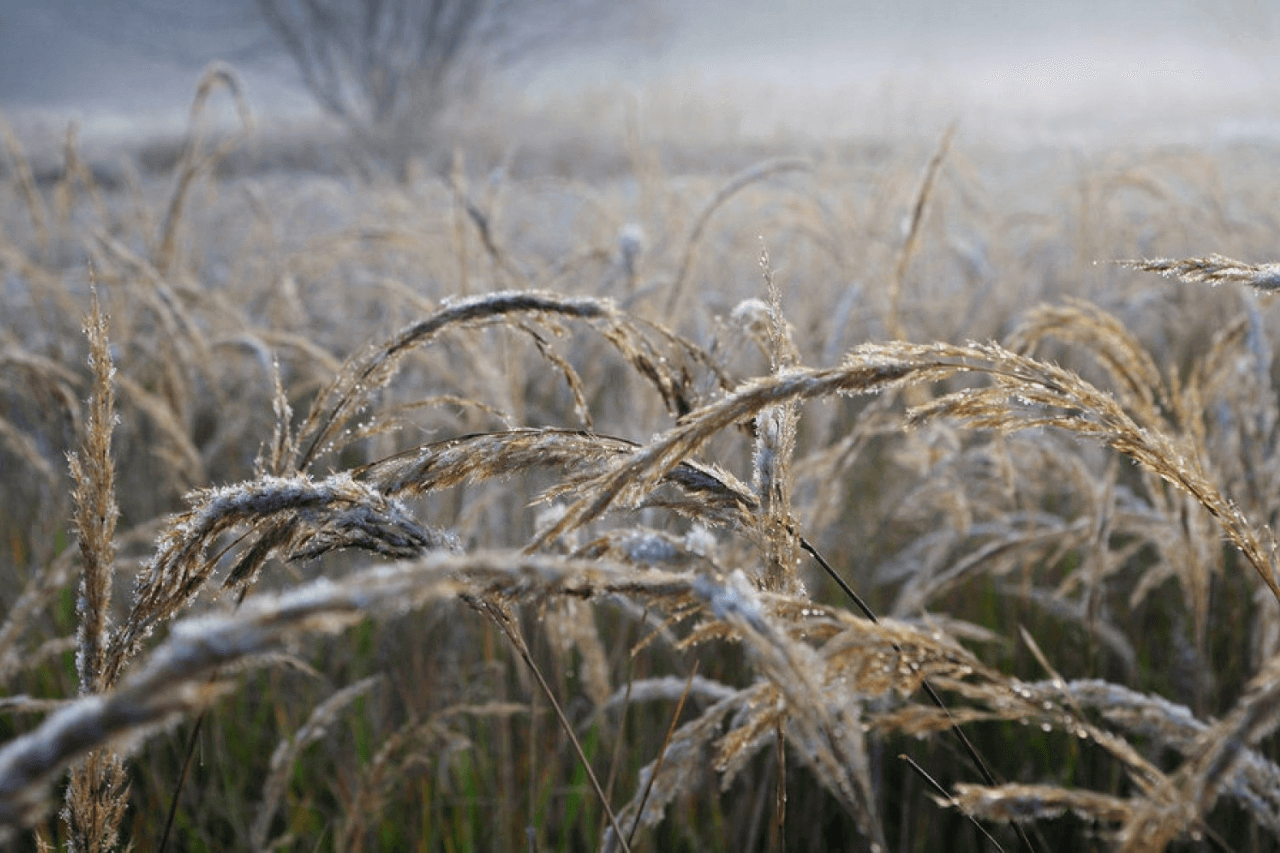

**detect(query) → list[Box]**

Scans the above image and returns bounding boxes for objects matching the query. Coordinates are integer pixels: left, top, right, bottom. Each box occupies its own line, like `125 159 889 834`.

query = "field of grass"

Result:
6 65 1280 851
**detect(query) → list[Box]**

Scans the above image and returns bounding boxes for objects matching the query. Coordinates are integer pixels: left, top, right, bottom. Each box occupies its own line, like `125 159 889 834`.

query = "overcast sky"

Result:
0 1 280 109
1 1 1276 135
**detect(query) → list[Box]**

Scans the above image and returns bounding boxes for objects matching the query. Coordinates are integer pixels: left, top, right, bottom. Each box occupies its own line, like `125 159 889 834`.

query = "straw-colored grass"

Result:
5 65 1280 851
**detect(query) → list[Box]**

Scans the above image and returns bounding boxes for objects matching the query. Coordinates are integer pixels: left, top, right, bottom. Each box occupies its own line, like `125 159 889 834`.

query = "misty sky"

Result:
1 1 1277 137
0 1 280 109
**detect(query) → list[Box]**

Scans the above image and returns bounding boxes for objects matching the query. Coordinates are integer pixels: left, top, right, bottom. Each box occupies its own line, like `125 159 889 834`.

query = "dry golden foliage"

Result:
11 81 1280 852
1120 255 1280 292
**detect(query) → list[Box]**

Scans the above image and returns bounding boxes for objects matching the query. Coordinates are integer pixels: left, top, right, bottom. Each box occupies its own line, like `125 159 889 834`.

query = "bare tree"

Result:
255 0 664 141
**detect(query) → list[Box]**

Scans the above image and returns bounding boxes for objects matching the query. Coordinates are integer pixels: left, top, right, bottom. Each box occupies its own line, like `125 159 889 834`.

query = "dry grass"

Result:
5 66 1280 851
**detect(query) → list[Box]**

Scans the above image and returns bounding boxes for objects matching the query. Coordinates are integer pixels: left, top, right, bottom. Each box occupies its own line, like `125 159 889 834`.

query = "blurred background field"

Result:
6 2 1280 851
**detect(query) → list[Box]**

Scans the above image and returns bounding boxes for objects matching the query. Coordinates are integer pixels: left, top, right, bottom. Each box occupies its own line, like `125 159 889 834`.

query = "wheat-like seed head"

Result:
1119 255 1280 291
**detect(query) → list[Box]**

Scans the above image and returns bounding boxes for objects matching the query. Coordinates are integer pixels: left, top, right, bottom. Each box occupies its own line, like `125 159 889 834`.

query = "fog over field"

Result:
1 0 1277 146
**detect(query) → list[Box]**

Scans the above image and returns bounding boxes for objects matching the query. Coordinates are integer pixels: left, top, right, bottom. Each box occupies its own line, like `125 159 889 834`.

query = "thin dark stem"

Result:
599 616 641 842
480 596 632 853
157 715 203 853
899 754 1005 852
799 537 877 622
771 718 785 852
801 536 1039 853
626 659 699 848
157 585 249 853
